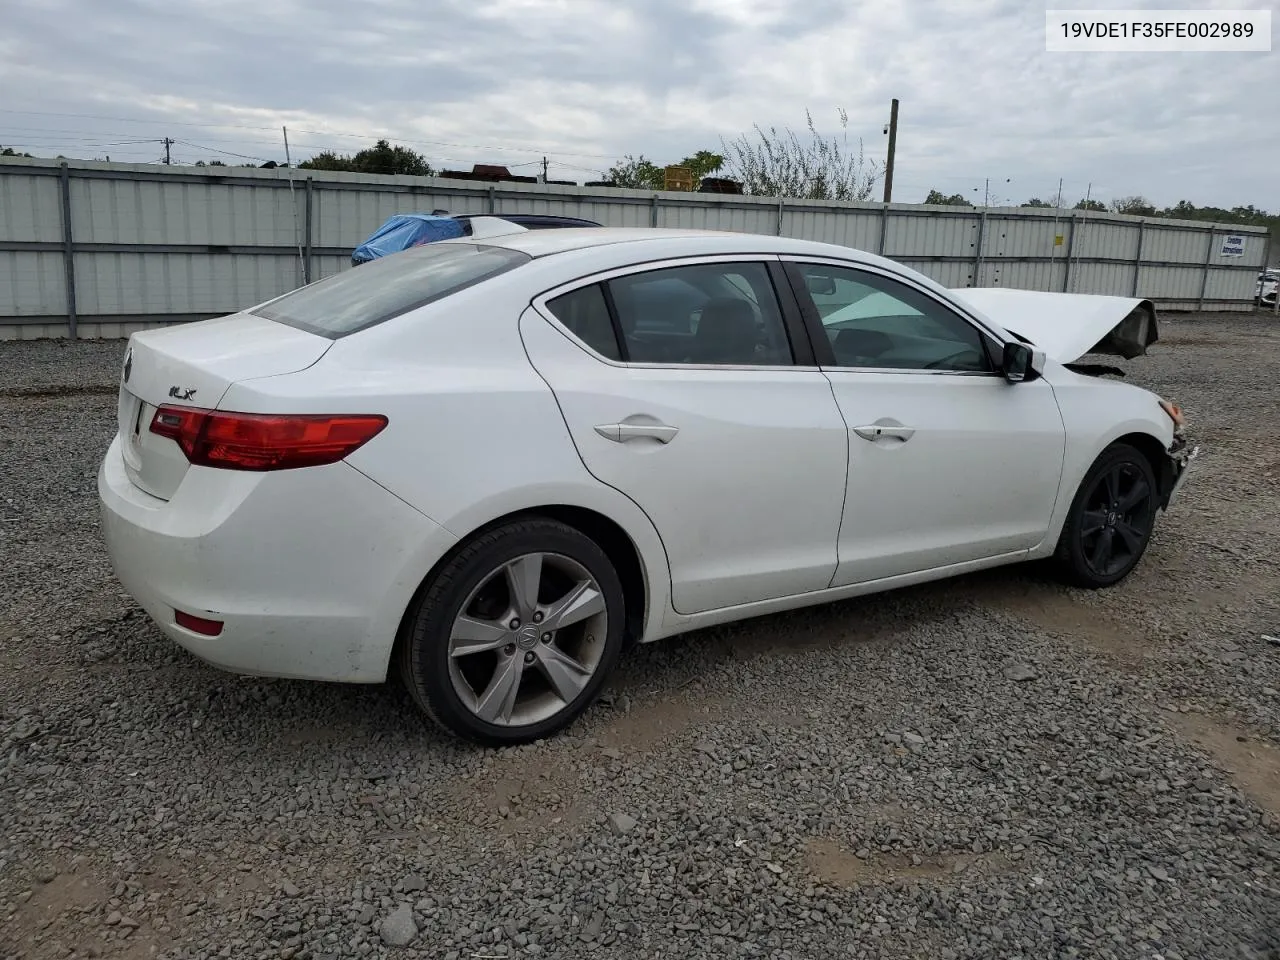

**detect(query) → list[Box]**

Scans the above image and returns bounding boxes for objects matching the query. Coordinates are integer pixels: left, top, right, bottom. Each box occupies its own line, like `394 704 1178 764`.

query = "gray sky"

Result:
2 0 1277 209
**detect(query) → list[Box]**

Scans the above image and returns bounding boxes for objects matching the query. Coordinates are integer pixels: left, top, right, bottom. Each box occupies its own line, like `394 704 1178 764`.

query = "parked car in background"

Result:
1257 269 1278 307
351 212 601 265
99 226 1197 746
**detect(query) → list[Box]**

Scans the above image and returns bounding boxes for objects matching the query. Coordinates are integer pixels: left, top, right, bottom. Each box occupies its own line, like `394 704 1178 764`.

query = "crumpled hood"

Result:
949 288 1159 362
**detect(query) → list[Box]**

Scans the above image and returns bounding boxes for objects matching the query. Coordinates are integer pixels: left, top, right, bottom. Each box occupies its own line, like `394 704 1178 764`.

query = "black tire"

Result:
1053 442 1159 589
399 517 626 746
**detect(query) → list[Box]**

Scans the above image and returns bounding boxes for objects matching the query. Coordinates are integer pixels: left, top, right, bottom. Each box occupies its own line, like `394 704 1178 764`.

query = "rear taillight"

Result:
150 406 388 471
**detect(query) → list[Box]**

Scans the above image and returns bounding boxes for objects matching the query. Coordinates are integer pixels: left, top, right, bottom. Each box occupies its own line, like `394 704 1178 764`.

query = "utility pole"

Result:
542 156 549 183
1049 177 1064 291
163 137 173 164
978 177 1011 208
882 98 899 203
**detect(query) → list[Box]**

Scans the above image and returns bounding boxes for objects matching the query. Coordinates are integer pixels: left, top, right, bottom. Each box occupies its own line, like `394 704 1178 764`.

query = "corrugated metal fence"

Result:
0 157 1270 339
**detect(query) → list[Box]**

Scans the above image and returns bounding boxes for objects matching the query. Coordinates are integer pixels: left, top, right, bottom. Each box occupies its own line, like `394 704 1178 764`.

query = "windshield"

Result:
253 242 530 338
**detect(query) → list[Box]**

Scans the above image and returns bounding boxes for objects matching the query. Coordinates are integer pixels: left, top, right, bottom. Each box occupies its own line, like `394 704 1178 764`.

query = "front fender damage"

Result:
1159 432 1199 510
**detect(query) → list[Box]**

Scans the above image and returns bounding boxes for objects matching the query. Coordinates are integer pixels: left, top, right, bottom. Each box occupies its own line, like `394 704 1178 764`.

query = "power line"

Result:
0 107 622 161
173 138 270 163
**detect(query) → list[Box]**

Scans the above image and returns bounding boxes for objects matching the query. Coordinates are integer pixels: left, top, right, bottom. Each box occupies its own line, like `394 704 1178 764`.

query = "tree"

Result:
1157 199 1280 250
299 139 433 177
679 150 725 183
1 146 33 158
924 189 972 207
1074 198 1107 211
604 154 665 189
1111 195 1156 216
604 150 725 190
720 108 882 202
193 160 227 167
1021 198 1053 208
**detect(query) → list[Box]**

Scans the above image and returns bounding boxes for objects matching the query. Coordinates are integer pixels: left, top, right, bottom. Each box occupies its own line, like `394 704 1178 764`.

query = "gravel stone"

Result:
607 812 638 835
3 317 1280 960
378 904 417 946
399 874 426 893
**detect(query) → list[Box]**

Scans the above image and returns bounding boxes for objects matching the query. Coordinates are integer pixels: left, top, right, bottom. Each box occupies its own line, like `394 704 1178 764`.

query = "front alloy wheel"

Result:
1054 442 1158 588
400 518 626 745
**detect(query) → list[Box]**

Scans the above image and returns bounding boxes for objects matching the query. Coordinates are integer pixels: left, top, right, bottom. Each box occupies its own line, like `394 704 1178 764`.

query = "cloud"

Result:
1 0 1276 207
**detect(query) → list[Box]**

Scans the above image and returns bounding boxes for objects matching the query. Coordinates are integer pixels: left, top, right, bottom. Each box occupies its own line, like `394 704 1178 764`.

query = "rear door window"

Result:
545 284 622 360
253 243 530 337
606 262 794 365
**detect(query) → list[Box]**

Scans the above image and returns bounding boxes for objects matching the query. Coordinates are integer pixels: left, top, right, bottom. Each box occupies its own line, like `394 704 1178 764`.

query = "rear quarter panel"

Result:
215 270 675 639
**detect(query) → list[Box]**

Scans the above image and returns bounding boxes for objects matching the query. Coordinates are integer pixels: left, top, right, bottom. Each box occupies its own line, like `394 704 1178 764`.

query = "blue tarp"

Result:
351 214 466 264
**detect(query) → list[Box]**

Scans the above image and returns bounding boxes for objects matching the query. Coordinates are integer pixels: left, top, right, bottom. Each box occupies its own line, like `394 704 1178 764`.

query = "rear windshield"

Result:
252 242 530 337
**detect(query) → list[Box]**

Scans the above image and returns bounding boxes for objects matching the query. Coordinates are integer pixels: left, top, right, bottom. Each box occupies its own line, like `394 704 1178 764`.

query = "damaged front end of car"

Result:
1155 399 1199 510
952 287 1201 510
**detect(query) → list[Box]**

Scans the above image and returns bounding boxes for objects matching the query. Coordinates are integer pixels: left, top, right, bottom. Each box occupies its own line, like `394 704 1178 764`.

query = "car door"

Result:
783 258 1067 587
519 256 849 616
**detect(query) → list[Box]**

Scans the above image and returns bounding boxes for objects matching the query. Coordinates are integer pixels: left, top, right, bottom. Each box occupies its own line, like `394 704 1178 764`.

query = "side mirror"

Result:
1002 341 1045 383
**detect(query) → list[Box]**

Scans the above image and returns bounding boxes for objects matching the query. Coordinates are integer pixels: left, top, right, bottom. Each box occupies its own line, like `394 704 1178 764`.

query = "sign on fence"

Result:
1221 235 1246 257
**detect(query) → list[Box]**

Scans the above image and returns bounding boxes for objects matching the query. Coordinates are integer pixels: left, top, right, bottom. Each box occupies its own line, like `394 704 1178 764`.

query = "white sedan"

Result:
98 221 1197 745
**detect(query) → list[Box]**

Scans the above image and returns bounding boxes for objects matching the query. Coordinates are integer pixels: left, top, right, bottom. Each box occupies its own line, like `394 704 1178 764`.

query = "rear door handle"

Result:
853 424 915 442
594 422 680 444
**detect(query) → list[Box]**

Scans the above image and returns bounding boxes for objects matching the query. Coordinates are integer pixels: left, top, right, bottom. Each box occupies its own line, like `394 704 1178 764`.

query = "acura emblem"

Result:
123 350 132 383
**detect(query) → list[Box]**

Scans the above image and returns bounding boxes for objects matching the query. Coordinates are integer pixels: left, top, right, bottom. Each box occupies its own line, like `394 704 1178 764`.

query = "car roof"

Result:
469 226 888 267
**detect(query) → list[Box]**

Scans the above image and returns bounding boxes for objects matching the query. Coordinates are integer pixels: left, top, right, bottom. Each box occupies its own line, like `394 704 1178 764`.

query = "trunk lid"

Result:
116 313 332 500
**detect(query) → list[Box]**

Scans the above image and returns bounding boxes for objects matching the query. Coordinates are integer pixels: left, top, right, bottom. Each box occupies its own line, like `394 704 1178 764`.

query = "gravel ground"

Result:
2 313 1279 960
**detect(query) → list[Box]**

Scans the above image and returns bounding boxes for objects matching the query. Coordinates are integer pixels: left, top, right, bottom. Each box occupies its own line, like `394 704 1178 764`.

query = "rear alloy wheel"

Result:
399 518 625 745
1053 442 1158 588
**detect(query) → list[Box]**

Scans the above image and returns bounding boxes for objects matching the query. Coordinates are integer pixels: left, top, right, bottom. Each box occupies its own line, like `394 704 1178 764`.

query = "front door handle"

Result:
594 422 680 444
853 424 915 442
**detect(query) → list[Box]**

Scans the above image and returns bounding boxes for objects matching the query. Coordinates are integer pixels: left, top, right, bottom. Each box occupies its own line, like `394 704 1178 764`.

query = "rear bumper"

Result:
98 434 457 682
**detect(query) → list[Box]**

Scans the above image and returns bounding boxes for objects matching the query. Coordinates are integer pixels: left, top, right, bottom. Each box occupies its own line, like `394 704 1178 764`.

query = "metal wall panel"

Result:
0 251 66 315
71 177 302 246
1204 266 1260 301
0 159 1269 337
1068 261 1134 297
589 199 648 228
312 188 450 249
1133 266 1203 301
887 212 978 257
990 216 1061 260
660 201 776 236
783 207 881 250
894 259 972 288
1071 220 1141 260
988 260 1061 292
311 254 353 283
73 252 302 315
1142 225 1208 264
0 172 61 242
